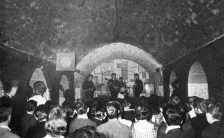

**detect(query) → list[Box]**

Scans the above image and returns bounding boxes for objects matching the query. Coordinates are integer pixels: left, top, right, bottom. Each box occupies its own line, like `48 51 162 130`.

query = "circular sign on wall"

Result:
56 53 75 71
60 56 72 68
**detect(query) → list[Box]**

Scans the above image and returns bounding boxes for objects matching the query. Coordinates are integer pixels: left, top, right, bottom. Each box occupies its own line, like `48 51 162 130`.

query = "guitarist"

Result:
133 73 143 99
108 73 120 99
82 74 96 102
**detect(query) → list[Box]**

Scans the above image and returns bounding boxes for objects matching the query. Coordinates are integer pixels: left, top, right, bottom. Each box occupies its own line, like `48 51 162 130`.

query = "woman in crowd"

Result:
44 106 67 138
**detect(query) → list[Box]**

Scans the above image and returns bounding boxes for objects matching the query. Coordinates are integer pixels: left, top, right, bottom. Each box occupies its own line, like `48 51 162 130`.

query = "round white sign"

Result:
60 56 72 68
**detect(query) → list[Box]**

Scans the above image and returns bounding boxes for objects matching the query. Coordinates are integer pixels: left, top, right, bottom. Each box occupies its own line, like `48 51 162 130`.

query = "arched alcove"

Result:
76 42 162 75
169 71 177 96
29 68 50 100
188 61 208 99
75 42 162 99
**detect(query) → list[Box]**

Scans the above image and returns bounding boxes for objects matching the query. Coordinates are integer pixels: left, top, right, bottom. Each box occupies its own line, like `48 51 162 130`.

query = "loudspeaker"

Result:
56 53 75 71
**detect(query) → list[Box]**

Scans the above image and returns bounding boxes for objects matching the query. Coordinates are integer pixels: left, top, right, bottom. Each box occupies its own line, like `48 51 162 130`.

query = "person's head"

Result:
33 81 47 96
205 101 223 124
123 98 131 108
3 80 18 97
26 100 37 112
191 97 206 115
169 95 181 105
75 102 88 115
94 106 105 120
45 100 58 114
45 106 67 137
111 73 116 80
106 101 121 119
134 73 139 80
67 126 105 138
163 104 183 126
0 106 12 125
34 105 47 122
119 77 123 82
135 104 152 120
87 74 93 81
64 89 73 102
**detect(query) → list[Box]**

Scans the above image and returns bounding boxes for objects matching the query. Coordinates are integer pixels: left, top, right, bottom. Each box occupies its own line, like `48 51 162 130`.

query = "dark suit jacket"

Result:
25 121 46 138
191 113 210 138
0 127 20 138
21 113 38 137
122 110 135 122
159 128 194 138
201 121 224 138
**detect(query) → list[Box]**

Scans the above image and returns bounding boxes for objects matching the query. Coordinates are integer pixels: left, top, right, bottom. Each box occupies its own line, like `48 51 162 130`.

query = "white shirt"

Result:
0 125 11 131
132 120 157 138
43 134 64 138
29 95 47 106
165 125 181 134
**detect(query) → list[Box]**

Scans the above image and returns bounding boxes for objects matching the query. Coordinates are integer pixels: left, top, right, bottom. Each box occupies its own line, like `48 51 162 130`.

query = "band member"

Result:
133 73 143 99
108 73 120 99
82 74 96 101
119 77 126 89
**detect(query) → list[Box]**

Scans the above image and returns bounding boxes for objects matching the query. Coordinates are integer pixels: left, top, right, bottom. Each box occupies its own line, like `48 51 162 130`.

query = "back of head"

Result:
26 100 37 112
45 106 67 136
45 100 58 114
67 126 104 138
163 104 183 126
33 81 47 95
206 100 223 121
0 106 12 123
35 105 47 121
169 95 181 105
3 80 18 94
106 101 121 119
75 102 88 115
135 104 152 120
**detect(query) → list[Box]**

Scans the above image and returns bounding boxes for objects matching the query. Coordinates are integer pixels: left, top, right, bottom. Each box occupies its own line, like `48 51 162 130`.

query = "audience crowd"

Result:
0 79 224 138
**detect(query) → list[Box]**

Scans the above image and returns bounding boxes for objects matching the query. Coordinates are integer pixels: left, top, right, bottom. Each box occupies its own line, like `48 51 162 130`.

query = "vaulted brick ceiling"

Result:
1 0 224 64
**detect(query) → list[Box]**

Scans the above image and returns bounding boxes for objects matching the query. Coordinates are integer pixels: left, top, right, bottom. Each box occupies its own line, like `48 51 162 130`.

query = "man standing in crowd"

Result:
0 106 20 138
159 104 194 138
119 77 126 89
201 101 224 138
97 101 131 138
69 101 97 133
25 105 47 138
1 80 18 107
29 81 47 106
108 73 120 99
133 73 143 99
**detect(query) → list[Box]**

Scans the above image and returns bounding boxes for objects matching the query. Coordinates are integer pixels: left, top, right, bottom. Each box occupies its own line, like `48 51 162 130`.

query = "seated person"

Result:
0 106 20 138
21 100 38 137
159 104 194 138
201 100 224 138
69 102 97 133
97 101 131 138
132 104 157 138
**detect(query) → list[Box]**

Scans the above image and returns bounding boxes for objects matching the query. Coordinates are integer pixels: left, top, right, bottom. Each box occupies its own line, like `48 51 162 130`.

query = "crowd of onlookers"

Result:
0 80 224 138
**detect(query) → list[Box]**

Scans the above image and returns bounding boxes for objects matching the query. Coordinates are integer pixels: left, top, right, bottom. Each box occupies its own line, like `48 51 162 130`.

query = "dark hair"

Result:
75 102 88 115
135 104 152 120
106 101 121 119
3 80 18 93
45 100 57 114
134 73 139 77
45 106 67 137
111 73 116 76
169 95 181 105
163 104 183 126
206 101 223 120
0 107 12 123
26 100 37 112
33 81 47 95
35 105 47 121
